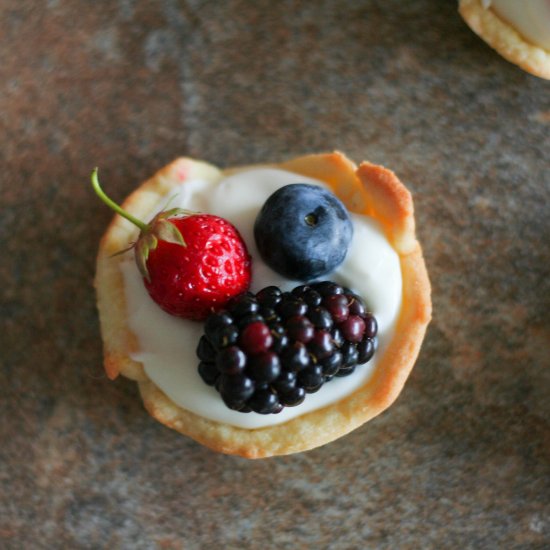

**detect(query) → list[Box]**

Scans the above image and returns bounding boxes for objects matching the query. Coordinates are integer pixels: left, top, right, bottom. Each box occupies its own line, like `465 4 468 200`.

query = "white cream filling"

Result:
483 0 550 49
120 168 402 429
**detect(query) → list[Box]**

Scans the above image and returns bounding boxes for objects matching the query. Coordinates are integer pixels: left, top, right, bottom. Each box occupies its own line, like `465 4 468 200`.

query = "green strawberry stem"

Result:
91 168 148 232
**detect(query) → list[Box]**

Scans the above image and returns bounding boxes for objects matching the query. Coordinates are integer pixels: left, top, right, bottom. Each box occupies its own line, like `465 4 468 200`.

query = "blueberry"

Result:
254 184 353 280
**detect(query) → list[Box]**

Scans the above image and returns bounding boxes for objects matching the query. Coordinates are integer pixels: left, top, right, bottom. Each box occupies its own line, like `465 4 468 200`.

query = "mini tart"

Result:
459 0 550 79
95 152 432 458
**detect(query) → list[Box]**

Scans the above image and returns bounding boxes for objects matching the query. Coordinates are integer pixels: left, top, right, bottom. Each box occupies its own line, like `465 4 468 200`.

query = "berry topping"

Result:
91 169 251 320
254 184 353 280
197 281 379 414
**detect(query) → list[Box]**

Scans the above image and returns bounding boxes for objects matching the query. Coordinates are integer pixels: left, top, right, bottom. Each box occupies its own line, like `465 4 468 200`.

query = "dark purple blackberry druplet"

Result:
229 295 260 319
248 352 281 384
347 294 367 317
286 316 315 343
308 307 333 330
256 286 282 306
320 351 343 376
207 324 239 349
303 289 322 307
281 342 311 372
311 281 344 296
216 346 247 375
364 314 378 339
339 315 366 343
342 341 359 368
308 330 334 359
237 313 264 329
219 374 255 402
357 338 376 364
248 389 280 414
279 386 306 407
291 285 311 298
278 297 308 319
272 370 297 394
196 336 216 363
258 306 279 323
323 294 349 323
198 361 219 386
298 365 324 392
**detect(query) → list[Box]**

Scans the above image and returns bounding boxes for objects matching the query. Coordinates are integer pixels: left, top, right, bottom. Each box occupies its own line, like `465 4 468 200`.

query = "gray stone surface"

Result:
1 1 548 548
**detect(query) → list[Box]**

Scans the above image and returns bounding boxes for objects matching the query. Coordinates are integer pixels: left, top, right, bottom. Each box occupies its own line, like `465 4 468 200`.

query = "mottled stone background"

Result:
1 1 548 548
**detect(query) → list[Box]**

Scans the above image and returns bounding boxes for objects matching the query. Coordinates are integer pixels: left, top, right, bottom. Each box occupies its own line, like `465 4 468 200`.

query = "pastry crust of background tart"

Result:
95 152 432 458
459 0 550 79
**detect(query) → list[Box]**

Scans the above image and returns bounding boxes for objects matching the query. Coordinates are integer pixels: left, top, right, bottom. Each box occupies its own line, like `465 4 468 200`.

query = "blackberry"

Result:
197 282 379 414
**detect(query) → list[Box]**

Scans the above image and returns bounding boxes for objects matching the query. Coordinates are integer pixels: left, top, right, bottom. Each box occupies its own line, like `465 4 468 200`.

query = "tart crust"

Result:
459 0 550 79
94 152 432 458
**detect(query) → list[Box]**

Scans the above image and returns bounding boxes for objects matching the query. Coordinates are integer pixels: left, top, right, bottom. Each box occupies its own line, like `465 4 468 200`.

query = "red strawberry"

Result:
92 169 252 320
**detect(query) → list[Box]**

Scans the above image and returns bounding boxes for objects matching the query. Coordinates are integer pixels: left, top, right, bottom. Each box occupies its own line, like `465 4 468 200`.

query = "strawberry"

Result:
92 168 252 320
